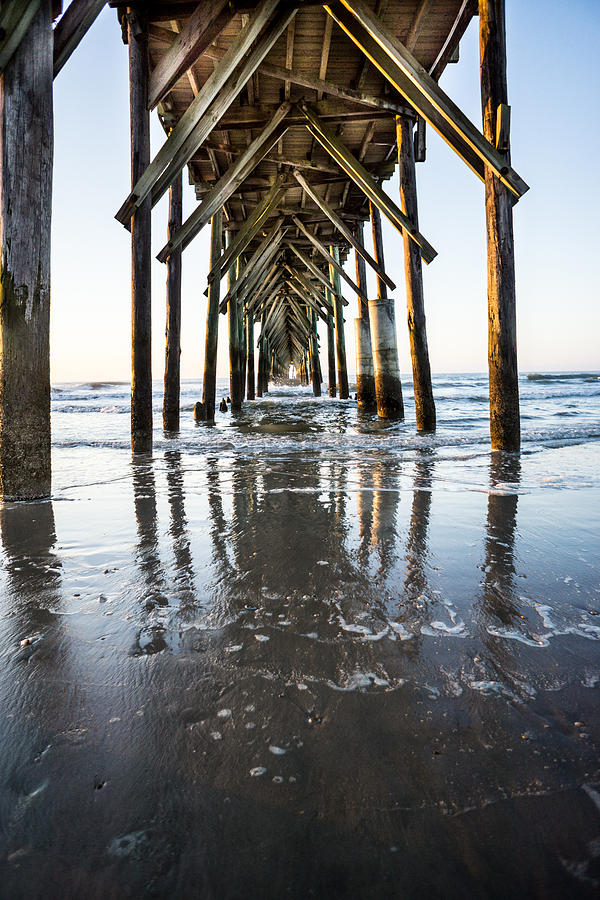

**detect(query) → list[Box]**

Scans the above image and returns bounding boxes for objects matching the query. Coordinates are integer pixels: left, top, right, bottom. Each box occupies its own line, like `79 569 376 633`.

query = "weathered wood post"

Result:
163 173 183 431
329 247 349 399
309 309 321 397
368 202 404 419
246 311 255 399
240 299 247 400
129 10 152 452
353 222 376 410
0 2 53 500
396 114 436 432
326 288 337 397
227 243 243 410
202 209 223 422
480 0 520 450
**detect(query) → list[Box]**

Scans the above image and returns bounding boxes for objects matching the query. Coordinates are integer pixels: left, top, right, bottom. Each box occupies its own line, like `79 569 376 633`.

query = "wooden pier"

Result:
0 0 528 499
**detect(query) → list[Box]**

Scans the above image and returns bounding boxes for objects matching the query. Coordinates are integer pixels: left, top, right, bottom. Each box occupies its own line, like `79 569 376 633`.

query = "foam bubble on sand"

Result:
422 620 467 637
225 644 243 653
487 625 550 647
328 671 394 691
269 746 286 755
254 634 270 642
217 709 232 719
249 766 267 777
389 621 413 641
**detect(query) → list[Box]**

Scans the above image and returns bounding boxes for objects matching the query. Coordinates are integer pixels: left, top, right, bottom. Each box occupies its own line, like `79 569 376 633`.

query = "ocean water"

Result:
1 371 599 898
49 370 600 493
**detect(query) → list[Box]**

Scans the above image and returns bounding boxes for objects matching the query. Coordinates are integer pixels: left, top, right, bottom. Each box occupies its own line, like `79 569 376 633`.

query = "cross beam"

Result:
116 0 296 225
300 102 437 264
292 169 395 291
325 0 528 199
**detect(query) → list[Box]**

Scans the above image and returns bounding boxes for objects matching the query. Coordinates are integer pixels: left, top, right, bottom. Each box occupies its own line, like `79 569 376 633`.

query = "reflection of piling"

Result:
482 452 521 623
371 463 400 575
0 500 60 593
132 460 164 605
165 450 195 596
405 453 434 600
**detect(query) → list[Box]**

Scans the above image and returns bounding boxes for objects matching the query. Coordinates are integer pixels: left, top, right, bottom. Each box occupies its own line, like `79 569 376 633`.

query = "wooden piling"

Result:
480 0 520 450
309 309 321 397
329 247 349 399
396 114 436 432
163 173 183 431
354 222 376 410
369 202 404 419
240 301 247 401
202 209 223 421
0 2 53 500
326 288 337 397
246 311 255 399
227 244 243 410
129 10 152 453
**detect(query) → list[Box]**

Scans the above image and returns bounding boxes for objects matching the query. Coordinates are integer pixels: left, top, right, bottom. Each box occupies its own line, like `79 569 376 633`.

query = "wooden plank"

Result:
148 0 233 109
115 0 294 225
0 0 52 499
405 0 431 52
326 0 529 200
53 0 105 77
0 0 42 73
293 168 395 291
156 102 292 262
219 219 286 310
258 59 407 114
300 101 437 264
429 0 475 81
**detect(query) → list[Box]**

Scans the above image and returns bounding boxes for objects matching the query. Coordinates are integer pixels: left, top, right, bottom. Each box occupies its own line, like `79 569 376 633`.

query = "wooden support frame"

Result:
53 0 105 77
290 214 367 301
300 102 437 264
148 0 235 109
205 176 287 287
325 0 528 200
221 224 286 311
157 102 292 262
292 168 395 291
285 241 341 305
0 0 42 74
116 0 297 225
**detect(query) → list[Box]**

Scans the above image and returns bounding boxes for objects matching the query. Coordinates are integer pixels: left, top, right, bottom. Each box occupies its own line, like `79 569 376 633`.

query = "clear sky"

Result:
50 1 600 383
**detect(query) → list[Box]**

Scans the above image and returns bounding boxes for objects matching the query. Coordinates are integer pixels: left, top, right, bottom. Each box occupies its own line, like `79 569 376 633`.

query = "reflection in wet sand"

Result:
0 448 599 899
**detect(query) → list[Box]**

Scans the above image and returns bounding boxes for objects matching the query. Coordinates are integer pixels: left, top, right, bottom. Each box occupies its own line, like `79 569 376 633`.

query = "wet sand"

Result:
1 439 599 898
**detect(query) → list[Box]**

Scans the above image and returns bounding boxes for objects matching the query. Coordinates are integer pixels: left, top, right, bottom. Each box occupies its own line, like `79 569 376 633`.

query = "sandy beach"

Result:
0 375 598 898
